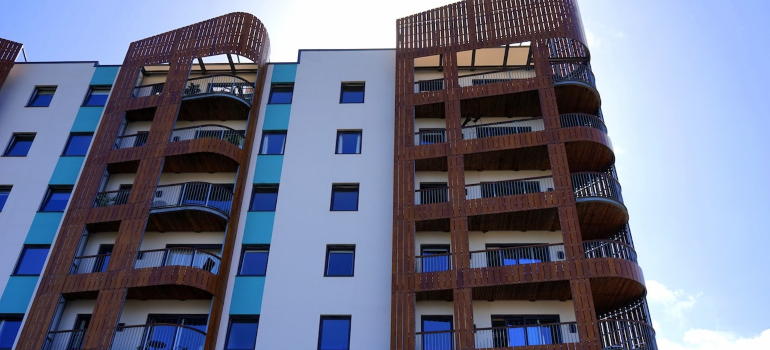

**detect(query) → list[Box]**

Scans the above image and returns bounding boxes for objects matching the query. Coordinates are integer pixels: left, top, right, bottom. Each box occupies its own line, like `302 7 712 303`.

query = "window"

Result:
419 245 451 272
83 86 111 106
268 83 294 104
40 186 73 212
239 245 269 276
13 245 50 275
27 86 56 107
421 316 453 350
318 316 351 350
225 316 259 350
330 184 359 211
0 186 10 211
259 132 287 155
249 185 279 211
3 133 35 157
335 131 362 154
325 245 355 277
62 133 94 156
340 83 365 103
491 315 563 347
0 315 22 350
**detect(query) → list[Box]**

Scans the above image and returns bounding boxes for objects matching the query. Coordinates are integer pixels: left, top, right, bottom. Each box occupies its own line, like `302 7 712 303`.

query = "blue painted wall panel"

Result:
49 157 85 185
0 277 39 313
229 277 265 314
24 213 64 244
270 64 297 83
253 155 283 184
262 105 291 131
242 212 275 244
71 108 104 132
90 66 120 86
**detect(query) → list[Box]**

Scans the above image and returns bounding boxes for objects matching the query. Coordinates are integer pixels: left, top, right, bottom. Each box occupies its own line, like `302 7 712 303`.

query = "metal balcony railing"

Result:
414 78 445 93
474 322 580 348
183 74 255 103
130 82 164 98
571 172 623 204
42 329 87 350
69 253 110 275
465 176 554 200
457 67 536 87
470 243 566 269
151 182 234 217
414 129 447 145
170 124 245 148
93 189 131 207
559 113 607 133
414 187 450 205
113 132 148 149
552 62 596 88
134 247 221 275
599 320 658 350
111 324 205 350
461 118 544 140
583 240 637 263
415 330 455 350
415 252 453 273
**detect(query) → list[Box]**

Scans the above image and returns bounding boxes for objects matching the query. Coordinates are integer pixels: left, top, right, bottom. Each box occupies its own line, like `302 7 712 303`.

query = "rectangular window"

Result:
62 133 94 156
0 315 22 349
335 131 362 154
259 132 287 155
3 133 35 157
0 186 10 212
419 245 451 272
330 184 359 211
249 185 279 211
239 245 269 276
318 316 351 350
13 245 50 276
421 316 454 350
225 316 259 350
27 86 56 107
339 82 365 103
268 83 294 104
40 186 73 212
325 245 355 277
82 86 111 106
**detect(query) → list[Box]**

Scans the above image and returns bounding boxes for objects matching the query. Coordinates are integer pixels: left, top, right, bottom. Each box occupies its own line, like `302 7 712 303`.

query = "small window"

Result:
340 83 365 103
239 245 269 276
83 86 111 106
3 133 35 157
225 316 259 350
13 245 50 275
249 185 279 211
268 83 294 104
331 184 359 211
325 245 355 277
336 131 362 154
40 186 73 212
0 186 10 211
259 132 287 155
0 315 22 349
420 245 451 272
318 316 351 350
62 133 94 156
27 86 56 107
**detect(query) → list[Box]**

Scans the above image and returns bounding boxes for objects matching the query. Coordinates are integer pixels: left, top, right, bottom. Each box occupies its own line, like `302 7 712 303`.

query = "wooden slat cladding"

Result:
0 38 22 90
16 13 269 350
394 1 651 350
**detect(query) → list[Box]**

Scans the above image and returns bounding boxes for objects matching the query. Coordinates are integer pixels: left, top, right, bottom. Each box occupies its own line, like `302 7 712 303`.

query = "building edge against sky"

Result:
0 1 657 349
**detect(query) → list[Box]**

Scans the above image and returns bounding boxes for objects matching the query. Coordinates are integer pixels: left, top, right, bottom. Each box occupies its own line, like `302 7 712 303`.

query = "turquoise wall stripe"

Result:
242 212 275 244
262 105 291 131
253 155 283 184
50 157 85 185
0 277 39 313
90 66 120 86
229 277 265 314
270 64 297 83
71 107 104 132
24 213 65 244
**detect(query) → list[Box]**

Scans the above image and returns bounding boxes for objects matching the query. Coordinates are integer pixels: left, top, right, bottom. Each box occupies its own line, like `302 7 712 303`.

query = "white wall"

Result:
139 231 223 251
119 300 211 325
57 300 96 331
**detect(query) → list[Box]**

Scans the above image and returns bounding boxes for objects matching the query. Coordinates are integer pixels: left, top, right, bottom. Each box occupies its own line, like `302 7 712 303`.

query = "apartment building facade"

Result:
0 1 656 350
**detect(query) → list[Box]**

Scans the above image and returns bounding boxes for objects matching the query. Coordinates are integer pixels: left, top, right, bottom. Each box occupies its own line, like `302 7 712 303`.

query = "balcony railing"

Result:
416 330 454 350
571 172 623 203
559 113 607 133
170 124 245 148
134 247 221 275
415 129 447 145
111 324 205 350
470 243 566 269
466 176 554 200
69 253 110 275
461 118 544 140
584 240 637 263
151 182 234 217
474 322 580 349
599 320 658 350
183 74 255 103
93 189 131 207
552 62 596 88
130 82 164 98
43 329 87 350
458 67 536 87
415 252 453 273
113 132 149 149
414 78 445 93
414 187 450 205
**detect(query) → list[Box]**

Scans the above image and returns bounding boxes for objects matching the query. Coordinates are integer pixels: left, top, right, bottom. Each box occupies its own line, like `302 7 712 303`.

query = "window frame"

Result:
339 82 365 104
12 244 51 276
0 185 11 212
39 185 73 212
330 184 360 212
258 131 287 155
225 315 260 350
26 86 57 107
248 184 279 212
61 132 94 157
81 85 111 107
0 314 23 350
267 83 294 104
3 133 36 157
324 245 355 277
335 130 362 155
317 316 352 350
238 245 270 276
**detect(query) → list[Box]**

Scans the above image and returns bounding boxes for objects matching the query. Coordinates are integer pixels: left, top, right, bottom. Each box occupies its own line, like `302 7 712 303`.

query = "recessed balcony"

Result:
465 176 554 200
43 329 88 350
474 322 580 349
461 117 544 140
413 67 536 93
146 182 233 232
93 188 131 207
69 253 110 275
134 247 222 275
111 323 205 350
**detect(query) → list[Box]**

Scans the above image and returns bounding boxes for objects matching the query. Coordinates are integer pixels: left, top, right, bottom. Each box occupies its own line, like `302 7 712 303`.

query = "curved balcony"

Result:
134 247 221 275
43 329 87 350
179 75 254 121
69 253 110 274
93 189 131 207
572 171 627 236
111 323 205 350
461 117 544 140
147 182 233 232
474 322 579 349
560 113 607 134
598 320 657 350
164 124 245 173
552 63 600 114
170 124 245 147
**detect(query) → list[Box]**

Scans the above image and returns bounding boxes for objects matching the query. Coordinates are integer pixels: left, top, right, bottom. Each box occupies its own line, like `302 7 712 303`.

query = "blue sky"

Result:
2 0 768 348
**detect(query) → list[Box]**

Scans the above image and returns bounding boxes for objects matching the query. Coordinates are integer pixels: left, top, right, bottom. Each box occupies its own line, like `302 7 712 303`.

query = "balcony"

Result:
414 129 447 145
415 187 450 205
560 113 606 134
413 67 537 93
147 182 233 232
599 320 657 350
111 323 205 350
415 251 453 273
113 132 148 150
93 189 131 207
69 253 110 274
170 124 245 147
43 329 87 350
416 330 454 350
552 62 600 115
462 118 544 140
474 322 580 349
572 172 627 237
465 176 554 200
134 247 221 275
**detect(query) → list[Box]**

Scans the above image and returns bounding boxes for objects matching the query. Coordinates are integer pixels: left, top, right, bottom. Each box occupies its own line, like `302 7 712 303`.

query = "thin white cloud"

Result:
646 280 699 320
659 329 770 350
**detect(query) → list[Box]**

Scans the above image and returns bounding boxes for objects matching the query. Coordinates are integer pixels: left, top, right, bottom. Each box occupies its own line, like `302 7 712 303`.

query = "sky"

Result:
2 0 769 348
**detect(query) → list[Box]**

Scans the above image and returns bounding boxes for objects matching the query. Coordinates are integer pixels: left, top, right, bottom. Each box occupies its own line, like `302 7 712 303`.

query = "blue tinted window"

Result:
268 84 293 104
225 317 258 350
422 317 453 350
331 185 358 211
319 317 351 350
340 83 364 103
0 317 22 348
28 87 55 107
4 134 35 156
249 186 278 211
41 187 72 212
14 246 49 275
336 132 361 154
240 248 269 276
62 134 93 156
259 133 286 155
83 86 110 106
0 187 10 211
420 246 451 272
325 247 354 277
